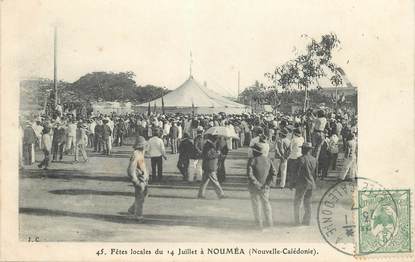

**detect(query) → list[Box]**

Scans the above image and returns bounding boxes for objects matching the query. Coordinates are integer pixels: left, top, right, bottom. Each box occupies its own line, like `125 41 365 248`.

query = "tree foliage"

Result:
238 80 333 109
20 78 72 108
68 71 169 102
237 81 266 105
265 33 344 110
70 71 138 101
135 84 169 102
20 71 171 107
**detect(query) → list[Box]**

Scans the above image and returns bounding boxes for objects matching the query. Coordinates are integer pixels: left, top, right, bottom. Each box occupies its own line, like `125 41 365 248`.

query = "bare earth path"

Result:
19 142 346 242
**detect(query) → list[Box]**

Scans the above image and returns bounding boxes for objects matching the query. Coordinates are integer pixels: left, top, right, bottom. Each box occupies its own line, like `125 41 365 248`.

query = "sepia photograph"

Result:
1 0 413 261
18 10 358 244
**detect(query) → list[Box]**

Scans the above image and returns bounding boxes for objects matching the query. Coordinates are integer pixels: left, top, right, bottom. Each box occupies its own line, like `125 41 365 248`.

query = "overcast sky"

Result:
5 0 414 96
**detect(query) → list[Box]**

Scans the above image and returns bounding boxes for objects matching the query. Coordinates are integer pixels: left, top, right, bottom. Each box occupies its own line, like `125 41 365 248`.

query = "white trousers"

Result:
188 159 203 182
340 157 357 180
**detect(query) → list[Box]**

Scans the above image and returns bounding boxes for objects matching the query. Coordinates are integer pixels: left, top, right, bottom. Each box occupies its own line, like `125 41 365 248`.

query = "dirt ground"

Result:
19 141 348 242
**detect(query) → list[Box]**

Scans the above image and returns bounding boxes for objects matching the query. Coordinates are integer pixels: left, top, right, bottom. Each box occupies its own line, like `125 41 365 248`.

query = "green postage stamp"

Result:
358 190 411 254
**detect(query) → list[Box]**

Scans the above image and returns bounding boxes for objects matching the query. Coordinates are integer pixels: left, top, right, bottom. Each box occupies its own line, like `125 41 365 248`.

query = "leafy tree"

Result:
265 33 344 111
68 71 169 102
20 78 72 108
238 81 333 112
20 71 171 111
69 71 138 101
135 85 169 103
237 81 265 104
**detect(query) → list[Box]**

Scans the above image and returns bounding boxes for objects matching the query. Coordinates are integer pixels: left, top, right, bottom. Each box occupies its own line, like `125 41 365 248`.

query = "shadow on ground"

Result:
19 207 288 231
48 188 312 202
20 169 249 191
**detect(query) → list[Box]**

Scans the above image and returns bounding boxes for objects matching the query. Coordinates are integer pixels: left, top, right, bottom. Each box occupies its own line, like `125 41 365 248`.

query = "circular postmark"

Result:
317 177 399 256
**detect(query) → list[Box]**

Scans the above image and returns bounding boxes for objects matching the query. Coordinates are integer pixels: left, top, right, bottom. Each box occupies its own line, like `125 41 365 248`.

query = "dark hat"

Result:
43 126 50 134
302 142 313 149
133 136 147 149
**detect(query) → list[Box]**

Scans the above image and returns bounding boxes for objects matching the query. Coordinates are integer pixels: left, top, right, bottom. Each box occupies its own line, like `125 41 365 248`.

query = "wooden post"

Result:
335 85 338 111
303 85 308 112
53 26 58 108
189 51 193 77
237 71 240 99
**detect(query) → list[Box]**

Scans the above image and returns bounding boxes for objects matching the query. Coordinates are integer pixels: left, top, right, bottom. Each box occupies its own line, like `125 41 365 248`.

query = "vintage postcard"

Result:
0 0 414 261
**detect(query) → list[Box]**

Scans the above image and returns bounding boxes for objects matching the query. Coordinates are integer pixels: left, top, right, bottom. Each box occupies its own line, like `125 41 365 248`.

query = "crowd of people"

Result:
20 106 358 229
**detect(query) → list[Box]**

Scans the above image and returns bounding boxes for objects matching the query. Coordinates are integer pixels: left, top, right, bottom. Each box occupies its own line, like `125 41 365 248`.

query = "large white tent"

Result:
136 76 250 114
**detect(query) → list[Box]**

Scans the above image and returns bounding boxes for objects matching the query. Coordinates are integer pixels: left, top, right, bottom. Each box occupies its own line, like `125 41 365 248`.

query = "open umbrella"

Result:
205 126 239 139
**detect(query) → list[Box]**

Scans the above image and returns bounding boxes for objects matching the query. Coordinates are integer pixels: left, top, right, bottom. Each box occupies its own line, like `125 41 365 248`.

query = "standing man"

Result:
163 119 171 146
247 143 277 229
241 118 250 146
169 121 179 154
291 142 317 226
38 127 52 170
274 128 291 188
127 136 148 221
317 130 330 179
147 129 167 182
340 133 357 181
102 119 112 155
191 127 204 181
23 121 37 165
115 118 126 146
107 117 114 152
66 119 77 154
75 122 88 162
52 121 66 162
177 122 183 146
88 118 96 148
328 131 339 171
287 128 304 187
177 133 194 181
197 134 226 199
32 120 44 150
94 118 103 153
341 121 351 152
312 110 327 159
191 117 199 139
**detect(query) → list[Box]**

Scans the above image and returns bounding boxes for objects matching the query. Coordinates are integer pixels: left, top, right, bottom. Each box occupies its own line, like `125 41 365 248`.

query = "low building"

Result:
91 101 133 115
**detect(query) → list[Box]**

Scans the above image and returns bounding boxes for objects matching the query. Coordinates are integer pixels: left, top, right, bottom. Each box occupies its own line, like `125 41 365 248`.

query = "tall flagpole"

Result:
237 70 240 98
53 25 58 108
189 51 193 77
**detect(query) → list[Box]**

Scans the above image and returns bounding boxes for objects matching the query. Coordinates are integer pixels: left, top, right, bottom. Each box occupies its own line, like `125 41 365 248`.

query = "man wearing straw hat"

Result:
247 142 277 229
291 142 317 226
127 136 149 221
197 134 226 199
274 128 291 188
147 128 167 182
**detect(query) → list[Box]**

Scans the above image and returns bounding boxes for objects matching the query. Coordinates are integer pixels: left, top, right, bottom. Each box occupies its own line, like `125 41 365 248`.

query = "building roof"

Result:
138 76 248 109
